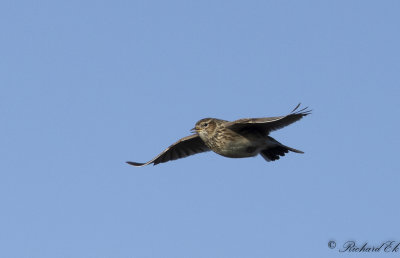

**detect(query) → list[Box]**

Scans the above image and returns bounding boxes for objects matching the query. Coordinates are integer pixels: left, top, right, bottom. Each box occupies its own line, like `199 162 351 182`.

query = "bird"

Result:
126 104 311 167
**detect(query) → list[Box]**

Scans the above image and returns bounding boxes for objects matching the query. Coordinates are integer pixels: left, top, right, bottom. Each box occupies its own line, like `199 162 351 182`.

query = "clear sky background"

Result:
1 1 399 257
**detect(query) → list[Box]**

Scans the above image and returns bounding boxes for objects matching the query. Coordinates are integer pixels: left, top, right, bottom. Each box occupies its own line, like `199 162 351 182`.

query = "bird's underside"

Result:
126 104 311 167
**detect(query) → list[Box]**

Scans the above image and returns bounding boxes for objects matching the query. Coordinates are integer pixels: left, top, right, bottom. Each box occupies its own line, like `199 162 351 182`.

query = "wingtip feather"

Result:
291 103 312 116
126 161 148 167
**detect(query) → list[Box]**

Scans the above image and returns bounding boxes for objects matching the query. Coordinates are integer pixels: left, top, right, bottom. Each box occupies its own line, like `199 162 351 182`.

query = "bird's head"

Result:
191 118 218 138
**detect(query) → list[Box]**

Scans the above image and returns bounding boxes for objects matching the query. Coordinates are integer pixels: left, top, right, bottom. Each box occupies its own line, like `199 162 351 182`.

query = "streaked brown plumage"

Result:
127 104 311 167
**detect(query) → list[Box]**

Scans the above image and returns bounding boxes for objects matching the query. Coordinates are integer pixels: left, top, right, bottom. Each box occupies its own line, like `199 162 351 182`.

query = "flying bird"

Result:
127 104 311 167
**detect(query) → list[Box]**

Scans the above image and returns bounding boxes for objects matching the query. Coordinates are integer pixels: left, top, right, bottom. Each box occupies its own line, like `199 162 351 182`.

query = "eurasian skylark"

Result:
127 104 311 166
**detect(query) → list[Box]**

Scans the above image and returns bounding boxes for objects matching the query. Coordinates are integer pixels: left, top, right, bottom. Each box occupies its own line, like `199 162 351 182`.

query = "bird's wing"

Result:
126 134 210 167
225 104 311 134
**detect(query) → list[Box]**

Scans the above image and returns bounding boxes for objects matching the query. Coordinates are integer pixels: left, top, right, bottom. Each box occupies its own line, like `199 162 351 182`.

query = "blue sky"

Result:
1 0 399 257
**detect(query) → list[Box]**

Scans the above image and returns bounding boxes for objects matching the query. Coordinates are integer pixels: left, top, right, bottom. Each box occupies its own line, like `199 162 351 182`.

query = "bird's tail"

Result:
260 137 304 162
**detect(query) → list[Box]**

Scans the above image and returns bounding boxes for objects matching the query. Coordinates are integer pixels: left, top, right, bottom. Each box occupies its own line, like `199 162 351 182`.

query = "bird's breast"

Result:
204 132 265 158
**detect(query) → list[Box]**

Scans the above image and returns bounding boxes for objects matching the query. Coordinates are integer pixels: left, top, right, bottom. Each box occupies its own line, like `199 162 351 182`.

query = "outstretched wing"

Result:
225 103 311 134
126 134 210 167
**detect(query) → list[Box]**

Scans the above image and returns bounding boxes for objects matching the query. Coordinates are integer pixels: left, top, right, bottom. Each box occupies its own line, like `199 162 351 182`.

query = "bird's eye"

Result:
202 123 208 127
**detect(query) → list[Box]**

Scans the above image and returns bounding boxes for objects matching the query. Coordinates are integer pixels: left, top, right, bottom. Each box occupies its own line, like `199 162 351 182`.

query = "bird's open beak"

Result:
190 127 197 133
